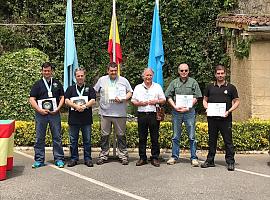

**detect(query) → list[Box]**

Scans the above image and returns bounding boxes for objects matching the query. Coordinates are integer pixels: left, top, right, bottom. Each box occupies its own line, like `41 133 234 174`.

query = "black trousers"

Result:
137 112 160 160
207 117 235 164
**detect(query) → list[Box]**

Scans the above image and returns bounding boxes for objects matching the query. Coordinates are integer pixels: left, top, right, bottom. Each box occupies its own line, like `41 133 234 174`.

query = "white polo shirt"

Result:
132 82 166 112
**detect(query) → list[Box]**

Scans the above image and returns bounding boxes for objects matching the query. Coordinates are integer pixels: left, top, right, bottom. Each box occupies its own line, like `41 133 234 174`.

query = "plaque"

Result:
38 98 57 111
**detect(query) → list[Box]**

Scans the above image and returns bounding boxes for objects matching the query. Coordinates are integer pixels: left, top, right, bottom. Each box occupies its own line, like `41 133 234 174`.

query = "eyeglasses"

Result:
180 70 188 72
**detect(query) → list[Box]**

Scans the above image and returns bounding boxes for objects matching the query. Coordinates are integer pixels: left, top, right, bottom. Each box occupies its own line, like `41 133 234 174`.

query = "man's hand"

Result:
175 106 189 113
115 97 123 103
38 109 49 115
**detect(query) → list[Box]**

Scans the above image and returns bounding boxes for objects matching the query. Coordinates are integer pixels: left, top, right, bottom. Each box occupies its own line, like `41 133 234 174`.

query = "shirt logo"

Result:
224 90 228 94
53 83 58 88
85 87 89 92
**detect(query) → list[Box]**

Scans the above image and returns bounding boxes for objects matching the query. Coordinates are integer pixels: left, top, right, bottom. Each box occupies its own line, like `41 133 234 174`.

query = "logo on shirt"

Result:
53 82 58 88
224 90 228 94
85 87 89 92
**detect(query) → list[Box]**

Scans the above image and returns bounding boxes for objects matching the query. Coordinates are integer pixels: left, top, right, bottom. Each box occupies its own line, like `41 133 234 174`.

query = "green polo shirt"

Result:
165 77 202 102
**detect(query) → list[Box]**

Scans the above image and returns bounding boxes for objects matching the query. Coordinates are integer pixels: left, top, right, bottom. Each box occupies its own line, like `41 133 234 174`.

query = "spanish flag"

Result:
108 16 122 74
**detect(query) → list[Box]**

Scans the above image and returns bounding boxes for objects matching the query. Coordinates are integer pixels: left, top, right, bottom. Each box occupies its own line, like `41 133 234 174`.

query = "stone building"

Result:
216 1 270 120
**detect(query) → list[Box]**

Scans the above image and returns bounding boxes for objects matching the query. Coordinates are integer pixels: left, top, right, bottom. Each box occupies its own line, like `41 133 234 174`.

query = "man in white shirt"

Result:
132 68 166 167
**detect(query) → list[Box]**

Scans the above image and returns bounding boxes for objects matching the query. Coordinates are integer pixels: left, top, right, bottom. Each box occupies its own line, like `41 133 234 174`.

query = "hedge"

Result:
15 119 269 151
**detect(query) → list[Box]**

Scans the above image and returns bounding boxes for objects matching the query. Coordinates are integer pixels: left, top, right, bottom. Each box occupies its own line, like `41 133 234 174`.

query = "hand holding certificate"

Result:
176 95 193 108
70 96 88 111
38 98 57 112
207 103 226 117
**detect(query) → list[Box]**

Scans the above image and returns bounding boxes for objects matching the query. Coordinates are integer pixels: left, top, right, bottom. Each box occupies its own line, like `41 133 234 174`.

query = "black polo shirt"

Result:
65 84 96 125
30 78 64 105
204 81 239 121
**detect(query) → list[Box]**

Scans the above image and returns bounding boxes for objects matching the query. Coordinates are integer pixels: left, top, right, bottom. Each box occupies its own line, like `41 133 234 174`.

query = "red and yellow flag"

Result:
108 16 122 74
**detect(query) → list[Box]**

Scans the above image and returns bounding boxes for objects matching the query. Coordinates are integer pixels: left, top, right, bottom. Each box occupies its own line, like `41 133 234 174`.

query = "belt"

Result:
138 112 156 115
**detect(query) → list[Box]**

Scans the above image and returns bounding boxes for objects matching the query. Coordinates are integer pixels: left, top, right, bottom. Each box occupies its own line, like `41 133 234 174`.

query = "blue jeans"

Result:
171 108 197 160
34 112 64 163
69 125 92 161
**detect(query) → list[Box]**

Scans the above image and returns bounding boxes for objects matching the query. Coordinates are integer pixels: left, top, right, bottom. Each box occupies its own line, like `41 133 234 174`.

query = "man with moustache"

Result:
94 62 133 165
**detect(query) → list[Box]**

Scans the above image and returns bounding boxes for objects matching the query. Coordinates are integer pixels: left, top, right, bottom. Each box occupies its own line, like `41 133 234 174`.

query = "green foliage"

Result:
0 0 231 90
234 37 252 59
15 119 270 151
0 48 49 120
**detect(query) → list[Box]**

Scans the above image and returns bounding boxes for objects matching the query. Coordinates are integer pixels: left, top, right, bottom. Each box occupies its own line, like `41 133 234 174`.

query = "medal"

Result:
48 92 53 98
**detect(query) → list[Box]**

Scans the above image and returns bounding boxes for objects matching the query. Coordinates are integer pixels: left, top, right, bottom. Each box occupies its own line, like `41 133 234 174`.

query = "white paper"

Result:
38 98 57 111
176 95 193 108
116 86 126 100
207 103 226 117
70 96 88 111
108 86 117 100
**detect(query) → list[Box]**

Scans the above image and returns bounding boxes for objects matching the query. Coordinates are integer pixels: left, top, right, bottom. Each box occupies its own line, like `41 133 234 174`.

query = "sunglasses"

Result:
180 70 188 72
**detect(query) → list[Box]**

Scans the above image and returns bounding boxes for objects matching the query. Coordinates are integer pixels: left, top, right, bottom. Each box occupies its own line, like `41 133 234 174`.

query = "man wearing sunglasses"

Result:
165 63 202 167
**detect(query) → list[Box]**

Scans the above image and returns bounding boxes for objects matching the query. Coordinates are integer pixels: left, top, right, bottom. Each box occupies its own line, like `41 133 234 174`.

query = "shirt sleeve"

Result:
165 80 175 99
157 84 166 99
93 78 101 92
193 81 202 98
203 84 210 97
125 79 133 93
57 81 64 96
88 87 96 100
64 87 72 99
231 84 239 100
30 82 39 97
131 85 139 102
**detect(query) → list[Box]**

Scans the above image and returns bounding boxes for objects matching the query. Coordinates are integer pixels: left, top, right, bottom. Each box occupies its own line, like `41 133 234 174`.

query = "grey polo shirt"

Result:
94 75 133 117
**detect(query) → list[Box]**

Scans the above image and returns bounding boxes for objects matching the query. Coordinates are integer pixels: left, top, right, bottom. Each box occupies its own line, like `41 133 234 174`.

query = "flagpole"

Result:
156 0 159 8
113 0 116 63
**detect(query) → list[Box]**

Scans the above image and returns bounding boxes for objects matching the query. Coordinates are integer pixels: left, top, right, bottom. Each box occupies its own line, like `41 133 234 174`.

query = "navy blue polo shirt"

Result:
65 84 96 125
204 81 239 121
30 78 64 105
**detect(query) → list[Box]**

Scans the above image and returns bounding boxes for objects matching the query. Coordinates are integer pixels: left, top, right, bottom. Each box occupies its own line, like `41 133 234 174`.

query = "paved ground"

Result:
0 149 269 200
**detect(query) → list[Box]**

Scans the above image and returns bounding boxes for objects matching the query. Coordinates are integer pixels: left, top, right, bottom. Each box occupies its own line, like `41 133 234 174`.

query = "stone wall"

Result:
236 0 270 14
230 40 270 120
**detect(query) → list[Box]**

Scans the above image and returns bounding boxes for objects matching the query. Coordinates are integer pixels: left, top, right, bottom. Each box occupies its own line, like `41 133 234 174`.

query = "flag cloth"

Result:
64 0 79 91
108 16 122 74
148 3 164 88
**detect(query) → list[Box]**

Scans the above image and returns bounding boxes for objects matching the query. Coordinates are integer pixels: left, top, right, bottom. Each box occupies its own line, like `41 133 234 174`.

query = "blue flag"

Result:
148 3 164 88
64 0 79 91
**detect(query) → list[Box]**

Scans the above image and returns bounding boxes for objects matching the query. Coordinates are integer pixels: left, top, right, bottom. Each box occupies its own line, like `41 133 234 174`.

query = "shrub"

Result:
14 119 269 151
0 48 49 120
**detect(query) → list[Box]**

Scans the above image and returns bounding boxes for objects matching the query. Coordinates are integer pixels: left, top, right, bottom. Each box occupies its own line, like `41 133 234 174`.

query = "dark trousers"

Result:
138 112 160 160
207 117 235 164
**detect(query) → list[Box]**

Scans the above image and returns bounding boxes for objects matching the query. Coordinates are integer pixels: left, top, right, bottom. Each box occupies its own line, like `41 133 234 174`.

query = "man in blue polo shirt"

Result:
29 62 65 168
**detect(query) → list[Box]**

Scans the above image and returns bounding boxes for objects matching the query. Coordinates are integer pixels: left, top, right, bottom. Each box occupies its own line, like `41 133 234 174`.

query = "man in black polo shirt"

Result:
65 68 96 167
201 65 240 171
29 62 65 168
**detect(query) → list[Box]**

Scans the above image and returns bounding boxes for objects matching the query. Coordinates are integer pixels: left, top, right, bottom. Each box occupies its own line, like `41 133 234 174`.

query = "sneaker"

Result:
96 158 105 165
32 161 45 169
201 160 215 168
167 157 176 165
227 163 235 171
67 160 77 167
191 159 199 167
85 160 94 167
55 160 65 168
121 159 129 165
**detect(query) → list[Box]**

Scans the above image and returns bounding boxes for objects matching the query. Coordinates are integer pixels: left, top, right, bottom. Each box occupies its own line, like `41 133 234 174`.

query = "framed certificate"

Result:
38 98 57 111
207 103 226 117
176 95 193 108
116 86 127 100
70 96 88 110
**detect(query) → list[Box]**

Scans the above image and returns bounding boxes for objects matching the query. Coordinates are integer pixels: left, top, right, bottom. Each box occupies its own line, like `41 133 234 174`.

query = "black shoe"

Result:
67 160 77 167
96 158 105 165
227 163 235 171
136 159 148 166
85 160 94 167
121 159 129 165
151 159 160 167
201 161 215 168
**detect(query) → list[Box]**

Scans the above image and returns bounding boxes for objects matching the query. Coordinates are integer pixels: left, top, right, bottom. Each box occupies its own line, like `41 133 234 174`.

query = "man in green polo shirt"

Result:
165 63 202 166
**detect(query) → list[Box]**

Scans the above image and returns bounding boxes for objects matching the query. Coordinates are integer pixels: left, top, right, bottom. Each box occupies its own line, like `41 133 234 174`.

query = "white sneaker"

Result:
167 157 176 165
191 159 199 167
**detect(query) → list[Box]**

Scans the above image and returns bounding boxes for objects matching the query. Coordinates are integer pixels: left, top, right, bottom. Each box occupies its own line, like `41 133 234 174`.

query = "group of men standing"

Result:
29 61 239 171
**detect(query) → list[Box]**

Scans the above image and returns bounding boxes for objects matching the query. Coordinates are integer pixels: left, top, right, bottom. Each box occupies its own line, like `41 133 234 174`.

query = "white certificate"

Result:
70 96 88 110
176 95 193 108
108 86 117 100
207 103 226 117
116 86 126 100
38 98 57 111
